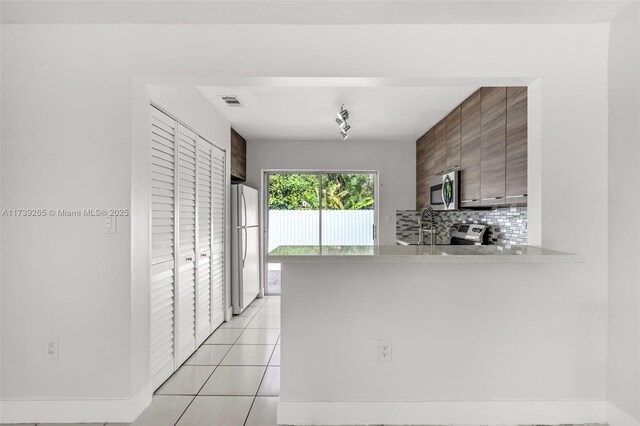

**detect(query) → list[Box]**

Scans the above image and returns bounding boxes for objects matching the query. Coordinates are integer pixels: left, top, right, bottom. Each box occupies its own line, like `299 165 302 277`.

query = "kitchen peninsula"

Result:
269 245 595 426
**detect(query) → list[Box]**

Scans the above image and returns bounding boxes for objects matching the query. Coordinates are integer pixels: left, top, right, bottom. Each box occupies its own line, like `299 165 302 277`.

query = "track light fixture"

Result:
337 106 349 121
336 105 350 140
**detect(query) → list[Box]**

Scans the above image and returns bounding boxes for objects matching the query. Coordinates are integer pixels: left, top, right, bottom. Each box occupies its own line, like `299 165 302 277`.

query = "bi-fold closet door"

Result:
150 105 226 389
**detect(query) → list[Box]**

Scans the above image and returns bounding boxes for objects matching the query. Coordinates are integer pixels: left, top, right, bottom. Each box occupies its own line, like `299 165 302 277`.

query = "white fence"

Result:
268 210 375 251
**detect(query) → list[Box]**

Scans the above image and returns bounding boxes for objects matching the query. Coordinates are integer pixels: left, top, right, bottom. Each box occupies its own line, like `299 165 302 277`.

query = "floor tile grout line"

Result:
158 317 241 426
156 297 276 426
242 337 279 426
171 394 198 426
170 341 235 425
172 297 271 425
209 302 262 365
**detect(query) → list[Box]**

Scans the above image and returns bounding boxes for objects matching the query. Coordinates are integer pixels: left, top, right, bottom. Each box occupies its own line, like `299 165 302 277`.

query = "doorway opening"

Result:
264 171 378 294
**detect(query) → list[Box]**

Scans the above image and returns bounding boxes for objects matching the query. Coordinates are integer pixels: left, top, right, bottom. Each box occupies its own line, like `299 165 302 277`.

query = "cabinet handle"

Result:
482 197 502 201
200 253 208 258
185 257 193 262
461 199 478 203
506 194 527 198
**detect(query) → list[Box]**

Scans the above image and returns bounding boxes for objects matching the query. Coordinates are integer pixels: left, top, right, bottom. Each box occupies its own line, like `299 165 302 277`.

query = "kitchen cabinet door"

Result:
425 128 435 186
480 87 506 206
460 90 482 207
230 128 247 182
237 132 247 181
433 120 447 176
230 129 239 178
506 87 528 204
416 133 428 209
446 107 461 171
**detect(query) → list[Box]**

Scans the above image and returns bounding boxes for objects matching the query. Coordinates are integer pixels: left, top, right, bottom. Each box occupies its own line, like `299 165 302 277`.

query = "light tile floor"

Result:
142 296 281 426
1 296 280 426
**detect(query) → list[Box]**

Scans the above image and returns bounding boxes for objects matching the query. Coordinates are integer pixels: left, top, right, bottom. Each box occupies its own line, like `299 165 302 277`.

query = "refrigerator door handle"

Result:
242 191 247 229
242 227 247 267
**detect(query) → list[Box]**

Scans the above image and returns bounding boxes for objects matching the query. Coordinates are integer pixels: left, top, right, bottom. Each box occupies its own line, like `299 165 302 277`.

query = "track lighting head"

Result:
335 105 350 141
337 106 349 121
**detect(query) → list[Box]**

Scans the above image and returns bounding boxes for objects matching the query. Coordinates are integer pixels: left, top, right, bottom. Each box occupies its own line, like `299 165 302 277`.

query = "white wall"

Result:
608 5 640 426
0 23 610 423
246 139 415 245
0 25 233 420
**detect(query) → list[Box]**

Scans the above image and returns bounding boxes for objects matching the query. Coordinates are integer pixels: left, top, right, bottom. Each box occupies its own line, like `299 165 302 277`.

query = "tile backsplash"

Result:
396 207 528 245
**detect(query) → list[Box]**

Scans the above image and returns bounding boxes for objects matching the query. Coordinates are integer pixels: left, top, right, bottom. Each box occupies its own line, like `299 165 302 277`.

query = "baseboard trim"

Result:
277 400 607 425
608 402 640 426
0 383 152 424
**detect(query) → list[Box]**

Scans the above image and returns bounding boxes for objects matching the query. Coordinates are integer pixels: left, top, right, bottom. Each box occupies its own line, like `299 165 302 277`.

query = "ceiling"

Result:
197 86 480 142
2 0 635 24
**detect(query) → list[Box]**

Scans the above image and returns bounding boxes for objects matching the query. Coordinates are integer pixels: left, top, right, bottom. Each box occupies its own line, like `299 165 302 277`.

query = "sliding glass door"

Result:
321 173 376 246
265 171 377 294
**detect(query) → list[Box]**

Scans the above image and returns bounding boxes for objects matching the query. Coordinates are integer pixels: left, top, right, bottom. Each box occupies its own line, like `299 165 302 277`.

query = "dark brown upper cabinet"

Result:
425 129 435 186
480 87 506 206
230 128 246 182
433 120 447 176
446 107 461 172
506 87 528 204
460 90 482 207
416 129 436 209
416 133 428 210
415 86 527 210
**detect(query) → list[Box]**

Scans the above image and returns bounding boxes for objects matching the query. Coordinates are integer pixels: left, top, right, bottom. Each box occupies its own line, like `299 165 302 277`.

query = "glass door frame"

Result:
260 169 379 296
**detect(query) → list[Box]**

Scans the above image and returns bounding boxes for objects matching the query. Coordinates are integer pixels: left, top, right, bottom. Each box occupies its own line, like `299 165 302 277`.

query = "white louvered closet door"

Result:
150 108 177 388
195 138 213 345
176 124 198 365
210 145 226 327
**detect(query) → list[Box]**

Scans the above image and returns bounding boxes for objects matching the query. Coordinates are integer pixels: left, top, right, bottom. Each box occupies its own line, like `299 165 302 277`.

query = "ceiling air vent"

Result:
219 96 242 107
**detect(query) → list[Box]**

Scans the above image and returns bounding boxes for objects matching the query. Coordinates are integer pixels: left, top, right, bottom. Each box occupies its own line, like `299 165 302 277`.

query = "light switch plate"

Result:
103 215 117 234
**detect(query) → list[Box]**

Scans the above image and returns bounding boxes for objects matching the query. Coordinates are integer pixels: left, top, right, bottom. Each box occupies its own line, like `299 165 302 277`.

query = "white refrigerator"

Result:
231 184 261 314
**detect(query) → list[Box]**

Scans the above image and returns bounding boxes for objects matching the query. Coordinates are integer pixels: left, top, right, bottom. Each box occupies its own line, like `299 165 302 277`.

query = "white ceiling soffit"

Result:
1 1 635 24
197 85 480 143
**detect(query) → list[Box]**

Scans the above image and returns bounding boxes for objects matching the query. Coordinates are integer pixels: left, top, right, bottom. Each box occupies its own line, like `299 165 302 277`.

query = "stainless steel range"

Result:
449 223 489 245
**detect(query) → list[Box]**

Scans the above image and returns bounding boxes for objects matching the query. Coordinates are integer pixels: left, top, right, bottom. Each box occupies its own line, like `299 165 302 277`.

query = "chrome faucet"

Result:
418 207 435 246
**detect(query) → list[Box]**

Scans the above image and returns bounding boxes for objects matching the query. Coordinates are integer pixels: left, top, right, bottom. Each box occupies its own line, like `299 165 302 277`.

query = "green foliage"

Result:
268 173 374 211
268 174 319 210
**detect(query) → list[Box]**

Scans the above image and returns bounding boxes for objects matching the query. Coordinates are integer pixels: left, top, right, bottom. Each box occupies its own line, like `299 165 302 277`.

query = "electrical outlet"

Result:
378 340 392 362
385 215 391 224
45 337 59 360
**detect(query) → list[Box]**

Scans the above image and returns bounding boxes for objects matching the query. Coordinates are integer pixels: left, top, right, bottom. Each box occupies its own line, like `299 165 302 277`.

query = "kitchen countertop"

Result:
267 244 584 264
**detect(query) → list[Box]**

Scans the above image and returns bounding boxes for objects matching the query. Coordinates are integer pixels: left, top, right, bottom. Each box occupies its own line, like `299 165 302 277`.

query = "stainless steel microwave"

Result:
430 171 459 211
